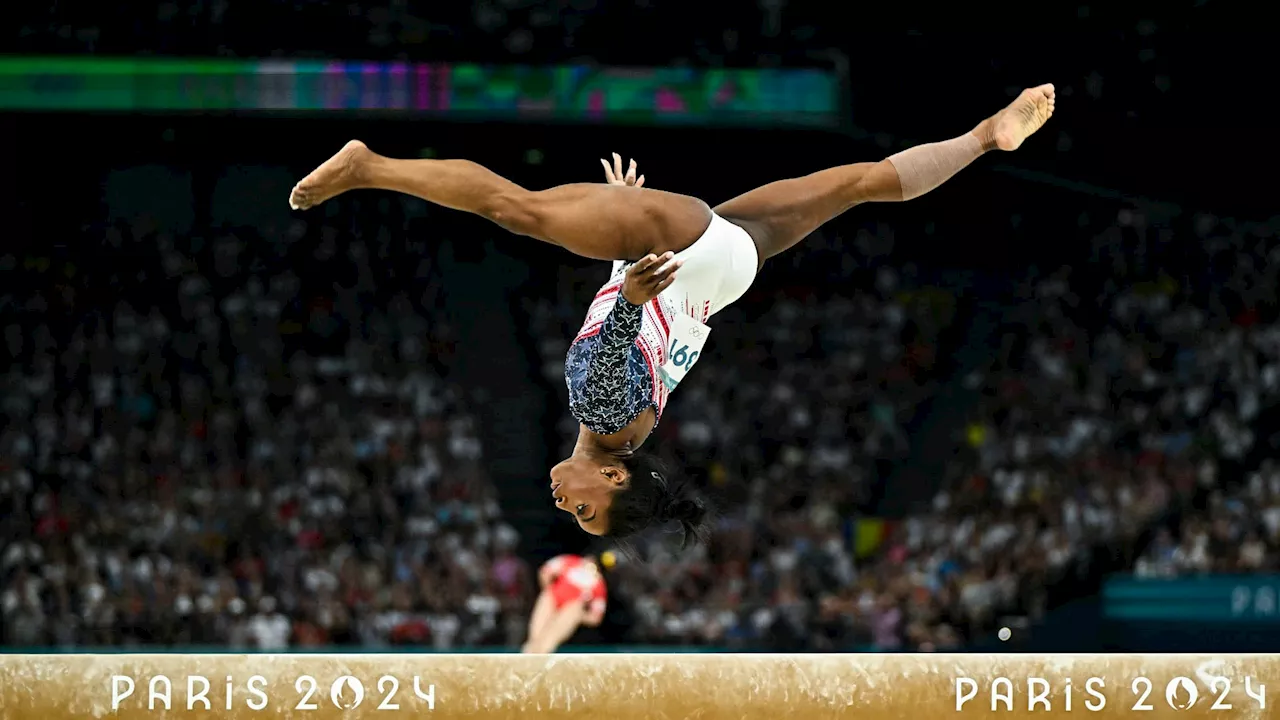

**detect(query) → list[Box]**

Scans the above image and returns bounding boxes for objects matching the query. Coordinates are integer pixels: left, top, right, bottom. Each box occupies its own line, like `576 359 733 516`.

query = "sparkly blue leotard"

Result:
564 294 654 435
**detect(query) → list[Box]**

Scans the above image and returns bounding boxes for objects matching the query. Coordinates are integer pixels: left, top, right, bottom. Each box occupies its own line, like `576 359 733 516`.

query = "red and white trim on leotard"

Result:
574 270 673 419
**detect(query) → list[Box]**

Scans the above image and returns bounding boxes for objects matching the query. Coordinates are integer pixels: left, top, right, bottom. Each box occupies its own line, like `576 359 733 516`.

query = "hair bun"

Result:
612 452 713 550
661 494 710 549
658 497 706 525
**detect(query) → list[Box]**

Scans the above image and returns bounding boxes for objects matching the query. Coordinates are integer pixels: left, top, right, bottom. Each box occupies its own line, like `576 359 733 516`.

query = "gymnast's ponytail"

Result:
609 451 711 549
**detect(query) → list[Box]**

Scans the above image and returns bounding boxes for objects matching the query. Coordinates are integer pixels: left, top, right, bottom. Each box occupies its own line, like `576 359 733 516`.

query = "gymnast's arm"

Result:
574 248 678 434
573 294 646 435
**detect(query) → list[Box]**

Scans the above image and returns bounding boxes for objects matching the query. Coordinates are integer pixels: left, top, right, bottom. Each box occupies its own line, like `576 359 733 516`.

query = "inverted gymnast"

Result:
522 553 608 654
289 83 1056 546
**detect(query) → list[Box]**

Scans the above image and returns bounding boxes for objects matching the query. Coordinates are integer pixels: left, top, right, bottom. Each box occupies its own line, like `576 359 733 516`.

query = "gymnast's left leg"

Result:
713 84 1056 267
521 602 588 654
522 590 557 653
287 141 711 262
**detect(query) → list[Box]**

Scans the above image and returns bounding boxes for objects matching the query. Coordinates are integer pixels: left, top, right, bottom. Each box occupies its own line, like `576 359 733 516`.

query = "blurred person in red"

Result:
522 553 610 653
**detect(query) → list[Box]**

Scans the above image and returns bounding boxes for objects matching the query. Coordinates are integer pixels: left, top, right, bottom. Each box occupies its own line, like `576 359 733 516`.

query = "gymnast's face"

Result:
549 456 626 535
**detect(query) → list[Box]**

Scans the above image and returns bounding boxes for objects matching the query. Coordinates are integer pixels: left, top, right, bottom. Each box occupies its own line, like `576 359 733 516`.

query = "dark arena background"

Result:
3 1 1280 718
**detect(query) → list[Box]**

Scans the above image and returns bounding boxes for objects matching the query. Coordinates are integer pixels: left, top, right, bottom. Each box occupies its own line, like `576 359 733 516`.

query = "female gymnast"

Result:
522 553 608 654
289 83 1056 546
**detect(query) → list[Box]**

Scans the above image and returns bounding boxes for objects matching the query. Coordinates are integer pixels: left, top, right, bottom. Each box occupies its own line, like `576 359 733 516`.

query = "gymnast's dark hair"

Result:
606 451 711 549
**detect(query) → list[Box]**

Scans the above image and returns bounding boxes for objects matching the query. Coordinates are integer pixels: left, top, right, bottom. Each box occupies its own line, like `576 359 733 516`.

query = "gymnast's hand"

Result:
600 152 644 187
622 252 681 306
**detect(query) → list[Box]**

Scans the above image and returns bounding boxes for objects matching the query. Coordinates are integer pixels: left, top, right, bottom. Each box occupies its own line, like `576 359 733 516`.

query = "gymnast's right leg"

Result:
712 84 1056 266
289 141 711 262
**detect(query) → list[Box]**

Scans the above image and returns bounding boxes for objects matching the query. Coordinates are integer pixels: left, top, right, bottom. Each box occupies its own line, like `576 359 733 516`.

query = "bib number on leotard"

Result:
658 311 711 391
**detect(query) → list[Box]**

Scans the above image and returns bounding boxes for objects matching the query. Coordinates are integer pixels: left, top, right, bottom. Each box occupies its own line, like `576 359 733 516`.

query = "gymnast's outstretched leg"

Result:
713 84 1056 266
522 589 557 653
289 84 1053 272
521 602 588 654
289 141 712 262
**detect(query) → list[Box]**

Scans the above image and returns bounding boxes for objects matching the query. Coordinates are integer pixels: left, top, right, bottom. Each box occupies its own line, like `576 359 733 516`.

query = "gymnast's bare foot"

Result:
289 140 371 210
977 84 1056 152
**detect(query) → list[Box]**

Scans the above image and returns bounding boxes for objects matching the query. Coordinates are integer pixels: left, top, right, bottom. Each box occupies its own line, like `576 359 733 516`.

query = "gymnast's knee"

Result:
482 189 543 237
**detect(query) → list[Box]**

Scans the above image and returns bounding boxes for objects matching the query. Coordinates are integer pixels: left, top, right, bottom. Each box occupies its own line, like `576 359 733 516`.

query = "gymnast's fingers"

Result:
636 252 675 280
601 158 617 184
654 273 678 293
625 159 638 185
629 254 660 275
651 251 677 272
635 174 645 188
612 153 624 182
649 258 682 284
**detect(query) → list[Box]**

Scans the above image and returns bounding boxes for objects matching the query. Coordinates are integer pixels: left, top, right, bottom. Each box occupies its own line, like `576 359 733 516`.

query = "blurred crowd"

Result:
1 205 539 649
1 190 952 649
858 208 1280 649
0 0 1270 659
1123 214 1280 578
4 157 1279 652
